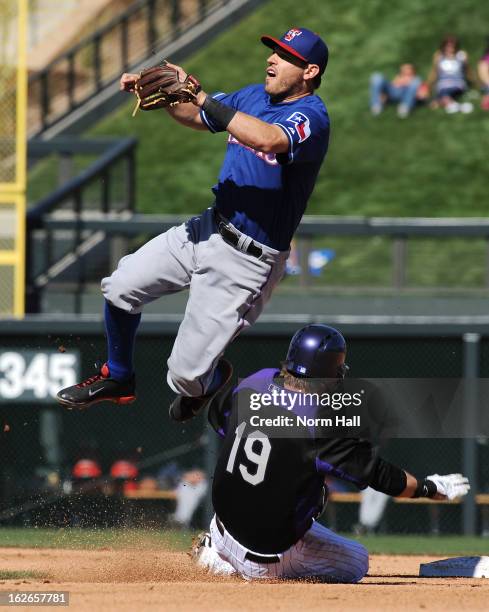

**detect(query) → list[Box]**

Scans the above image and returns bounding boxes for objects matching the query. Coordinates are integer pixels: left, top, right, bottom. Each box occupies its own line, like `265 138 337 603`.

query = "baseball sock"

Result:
104 300 141 381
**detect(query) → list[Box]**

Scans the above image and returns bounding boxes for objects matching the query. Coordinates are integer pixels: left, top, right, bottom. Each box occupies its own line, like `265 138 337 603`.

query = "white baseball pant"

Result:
101 207 289 396
172 478 207 527
359 486 390 529
196 515 369 582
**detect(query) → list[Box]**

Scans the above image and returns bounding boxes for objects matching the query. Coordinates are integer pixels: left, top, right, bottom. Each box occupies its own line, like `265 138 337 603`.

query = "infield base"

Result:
420 556 489 578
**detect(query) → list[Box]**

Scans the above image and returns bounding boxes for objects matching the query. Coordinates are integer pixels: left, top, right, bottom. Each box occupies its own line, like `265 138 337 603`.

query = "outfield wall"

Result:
0 317 488 534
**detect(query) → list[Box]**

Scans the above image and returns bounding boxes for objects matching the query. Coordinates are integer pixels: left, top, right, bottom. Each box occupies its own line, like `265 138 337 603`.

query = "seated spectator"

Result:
172 469 207 529
427 35 474 113
478 37 489 111
157 462 208 529
370 63 423 118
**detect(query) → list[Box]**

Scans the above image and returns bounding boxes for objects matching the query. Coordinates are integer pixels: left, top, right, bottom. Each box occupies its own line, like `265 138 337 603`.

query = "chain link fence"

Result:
0 69 16 185
0 0 27 317
0 0 23 182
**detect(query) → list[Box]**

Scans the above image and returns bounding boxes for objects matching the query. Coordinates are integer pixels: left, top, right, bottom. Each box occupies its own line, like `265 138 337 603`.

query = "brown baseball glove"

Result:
132 63 201 115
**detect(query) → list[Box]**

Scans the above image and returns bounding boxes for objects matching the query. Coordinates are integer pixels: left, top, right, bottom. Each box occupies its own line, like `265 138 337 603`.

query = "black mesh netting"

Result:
0 330 484 533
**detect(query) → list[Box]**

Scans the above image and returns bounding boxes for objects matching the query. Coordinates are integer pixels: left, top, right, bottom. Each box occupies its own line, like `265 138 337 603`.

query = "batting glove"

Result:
426 473 470 500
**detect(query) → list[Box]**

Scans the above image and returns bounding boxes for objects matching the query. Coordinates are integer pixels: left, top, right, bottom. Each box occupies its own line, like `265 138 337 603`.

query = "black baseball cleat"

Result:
169 359 233 423
56 363 136 409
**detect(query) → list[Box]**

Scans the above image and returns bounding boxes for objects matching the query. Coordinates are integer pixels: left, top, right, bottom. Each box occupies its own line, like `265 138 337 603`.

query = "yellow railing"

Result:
0 0 27 317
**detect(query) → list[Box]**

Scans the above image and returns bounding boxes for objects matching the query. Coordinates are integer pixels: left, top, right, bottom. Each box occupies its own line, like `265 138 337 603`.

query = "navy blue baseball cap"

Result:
261 27 329 74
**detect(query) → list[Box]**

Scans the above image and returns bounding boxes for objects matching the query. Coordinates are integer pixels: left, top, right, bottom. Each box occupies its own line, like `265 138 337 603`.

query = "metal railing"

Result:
295 216 489 289
28 0 233 136
40 214 489 293
26 138 137 313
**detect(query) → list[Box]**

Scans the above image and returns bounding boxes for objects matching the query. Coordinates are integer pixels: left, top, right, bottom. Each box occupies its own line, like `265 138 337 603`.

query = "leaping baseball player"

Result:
192 324 470 582
56 28 331 420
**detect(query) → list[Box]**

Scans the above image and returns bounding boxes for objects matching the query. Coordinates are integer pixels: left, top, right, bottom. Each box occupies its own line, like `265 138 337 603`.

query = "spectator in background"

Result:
172 469 208 528
72 458 102 483
110 458 139 494
157 462 208 529
353 487 390 536
478 37 489 111
427 35 474 113
370 63 424 118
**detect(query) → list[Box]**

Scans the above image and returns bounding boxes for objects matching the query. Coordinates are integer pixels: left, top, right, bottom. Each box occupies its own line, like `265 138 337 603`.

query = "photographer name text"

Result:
249 414 361 428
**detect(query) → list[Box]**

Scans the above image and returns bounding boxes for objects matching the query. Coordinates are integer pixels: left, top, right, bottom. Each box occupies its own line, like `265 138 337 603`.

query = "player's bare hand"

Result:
164 61 188 82
193 90 208 107
120 73 139 92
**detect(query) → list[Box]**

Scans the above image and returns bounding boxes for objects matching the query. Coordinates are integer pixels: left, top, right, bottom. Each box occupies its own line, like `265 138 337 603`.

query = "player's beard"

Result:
267 77 308 104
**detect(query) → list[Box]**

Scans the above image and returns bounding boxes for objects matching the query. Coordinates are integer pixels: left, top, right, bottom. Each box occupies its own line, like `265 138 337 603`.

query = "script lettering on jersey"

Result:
227 134 279 165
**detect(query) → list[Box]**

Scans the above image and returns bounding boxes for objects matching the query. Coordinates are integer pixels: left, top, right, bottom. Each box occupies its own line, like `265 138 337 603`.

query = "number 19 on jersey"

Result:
226 421 272 486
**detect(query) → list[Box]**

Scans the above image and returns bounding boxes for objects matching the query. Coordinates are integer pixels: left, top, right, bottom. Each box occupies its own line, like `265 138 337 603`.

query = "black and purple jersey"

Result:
212 369 382 554
199 85 329 251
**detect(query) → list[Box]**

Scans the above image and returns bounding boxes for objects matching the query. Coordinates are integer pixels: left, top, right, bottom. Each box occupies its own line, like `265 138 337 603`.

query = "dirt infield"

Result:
1 547 488 611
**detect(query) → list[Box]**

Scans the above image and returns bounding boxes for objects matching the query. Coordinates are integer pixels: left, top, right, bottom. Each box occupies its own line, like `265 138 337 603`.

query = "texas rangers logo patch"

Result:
284 28 302 42
286 111 311 143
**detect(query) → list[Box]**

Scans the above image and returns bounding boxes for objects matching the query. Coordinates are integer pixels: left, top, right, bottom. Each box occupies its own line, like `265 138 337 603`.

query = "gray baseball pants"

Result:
101 207 289 396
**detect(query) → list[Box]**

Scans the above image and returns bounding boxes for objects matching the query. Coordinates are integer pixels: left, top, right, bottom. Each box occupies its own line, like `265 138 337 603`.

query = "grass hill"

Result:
88 0 489 218
27 0 489 290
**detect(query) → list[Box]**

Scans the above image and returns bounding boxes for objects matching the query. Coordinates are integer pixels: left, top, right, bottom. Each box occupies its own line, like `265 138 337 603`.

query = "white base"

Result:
420 556 489 578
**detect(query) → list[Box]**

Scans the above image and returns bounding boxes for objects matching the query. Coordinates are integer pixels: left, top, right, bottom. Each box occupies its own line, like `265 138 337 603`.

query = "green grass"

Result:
0 570 47 581
279 236 489 289
0 527 195 551
1 528 487 556
27 154 100 204
349 534 489 556
27 0 489 288
86 0 489 217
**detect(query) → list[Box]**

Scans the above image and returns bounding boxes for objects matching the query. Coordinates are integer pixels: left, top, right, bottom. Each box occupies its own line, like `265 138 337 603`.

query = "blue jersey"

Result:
212 369 380 554
200 85 330 251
